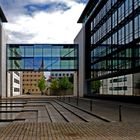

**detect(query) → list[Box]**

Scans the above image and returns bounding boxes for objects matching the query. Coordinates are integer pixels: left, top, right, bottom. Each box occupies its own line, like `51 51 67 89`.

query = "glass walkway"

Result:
7 44 78 71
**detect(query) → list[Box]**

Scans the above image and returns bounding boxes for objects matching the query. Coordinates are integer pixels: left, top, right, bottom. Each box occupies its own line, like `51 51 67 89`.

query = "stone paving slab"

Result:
0 122 140 140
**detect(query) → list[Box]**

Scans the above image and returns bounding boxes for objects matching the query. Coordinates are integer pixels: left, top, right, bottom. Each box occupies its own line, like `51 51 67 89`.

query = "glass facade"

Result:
81 0 140 95
7 44 78 71
90 0 140 77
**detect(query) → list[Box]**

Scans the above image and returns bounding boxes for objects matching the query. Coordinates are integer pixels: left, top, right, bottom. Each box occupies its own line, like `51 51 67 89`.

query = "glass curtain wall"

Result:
86 0 140 96
7 44 78 71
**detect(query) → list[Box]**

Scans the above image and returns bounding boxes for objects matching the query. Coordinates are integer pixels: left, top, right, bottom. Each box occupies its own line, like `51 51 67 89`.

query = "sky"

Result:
0 0 87 44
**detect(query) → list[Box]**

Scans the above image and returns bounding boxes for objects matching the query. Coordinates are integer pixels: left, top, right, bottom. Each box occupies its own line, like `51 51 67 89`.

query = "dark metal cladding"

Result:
0 6 7 22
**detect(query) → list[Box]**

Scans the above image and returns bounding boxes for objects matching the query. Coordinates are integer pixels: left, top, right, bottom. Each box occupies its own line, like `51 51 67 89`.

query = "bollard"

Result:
76 97 79 106
68 97 70 103
119 105 122 122
90 100 93 111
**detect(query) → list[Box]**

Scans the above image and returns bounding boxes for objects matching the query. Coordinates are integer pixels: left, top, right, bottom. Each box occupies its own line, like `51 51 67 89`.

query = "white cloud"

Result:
2 0 86 43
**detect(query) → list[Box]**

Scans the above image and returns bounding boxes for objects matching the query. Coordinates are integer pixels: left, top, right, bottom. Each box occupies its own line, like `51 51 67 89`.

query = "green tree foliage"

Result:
38 76 46 94
50 77 73 90
50 78 59 90
91 80 102 93
59 76 73 90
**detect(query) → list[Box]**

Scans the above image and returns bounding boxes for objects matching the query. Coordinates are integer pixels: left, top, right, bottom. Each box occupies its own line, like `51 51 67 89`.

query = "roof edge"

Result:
0 7 7 22
78 0 97 23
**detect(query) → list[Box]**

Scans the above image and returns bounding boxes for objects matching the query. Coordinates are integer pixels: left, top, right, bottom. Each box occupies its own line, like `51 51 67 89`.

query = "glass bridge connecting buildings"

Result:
7 44 78 72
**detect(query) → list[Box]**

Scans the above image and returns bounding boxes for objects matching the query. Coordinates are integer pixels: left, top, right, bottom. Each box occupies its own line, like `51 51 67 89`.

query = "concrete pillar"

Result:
0 24 7 98
74 26 85 97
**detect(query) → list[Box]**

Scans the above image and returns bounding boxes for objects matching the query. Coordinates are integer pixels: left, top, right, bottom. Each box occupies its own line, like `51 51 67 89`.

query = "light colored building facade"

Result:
50 71 74 78
0 7 7 98
100 75 133 96
74 28 85 97
22 71 44 94
7 72 22 97
100 73 140 96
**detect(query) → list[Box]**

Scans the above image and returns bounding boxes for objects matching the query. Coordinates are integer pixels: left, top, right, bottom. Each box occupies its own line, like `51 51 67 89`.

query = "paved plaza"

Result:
0 96 140 139
0 122 140 140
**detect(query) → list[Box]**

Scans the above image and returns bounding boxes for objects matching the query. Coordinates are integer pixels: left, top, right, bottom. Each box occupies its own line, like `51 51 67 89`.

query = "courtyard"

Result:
0 96 140 140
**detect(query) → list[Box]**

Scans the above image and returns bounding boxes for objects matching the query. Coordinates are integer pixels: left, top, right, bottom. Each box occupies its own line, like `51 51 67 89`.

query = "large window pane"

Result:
25 46 33 57
34 46 42 57
61 60 69 69
44 57 52 70
52 49 60 57
24 58 34 69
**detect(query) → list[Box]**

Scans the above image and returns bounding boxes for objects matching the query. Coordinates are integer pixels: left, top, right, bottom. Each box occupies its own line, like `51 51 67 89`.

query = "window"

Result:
110 77 127 83
125 0 133 17
70 74 73 76
134 0 140 9
118 3 125 23
109 86 127 91
14 88 19 92
112 11 117 28
14 72 19 76
134 15 140 39
14 78 19 84
112 0 117 6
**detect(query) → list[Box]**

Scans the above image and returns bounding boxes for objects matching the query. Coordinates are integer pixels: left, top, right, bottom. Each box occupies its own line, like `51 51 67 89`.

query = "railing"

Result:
58 96 140 122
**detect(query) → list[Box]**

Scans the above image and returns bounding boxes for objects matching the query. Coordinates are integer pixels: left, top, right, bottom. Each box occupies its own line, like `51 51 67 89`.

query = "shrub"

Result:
38 76 47 94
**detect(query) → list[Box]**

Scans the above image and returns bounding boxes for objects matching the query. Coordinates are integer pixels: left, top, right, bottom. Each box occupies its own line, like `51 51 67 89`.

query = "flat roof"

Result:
78 0 96 23
0 7 7 22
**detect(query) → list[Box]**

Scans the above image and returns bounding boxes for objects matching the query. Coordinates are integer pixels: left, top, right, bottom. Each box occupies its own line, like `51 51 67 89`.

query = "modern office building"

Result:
0 7 22 98
0 7 7 98
76 0 140 96
7 72 22 97
22 71 44 94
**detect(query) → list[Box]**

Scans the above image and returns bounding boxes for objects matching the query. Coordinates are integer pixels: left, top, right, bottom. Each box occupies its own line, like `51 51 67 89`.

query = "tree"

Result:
38 76 47 95
91 80 102 93
59 76 73 90
50 78 59 90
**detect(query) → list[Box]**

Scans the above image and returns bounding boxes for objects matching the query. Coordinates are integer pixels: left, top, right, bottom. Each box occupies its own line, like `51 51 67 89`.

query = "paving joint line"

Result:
56 99 111 122
54 101 89 122
48 102 69 123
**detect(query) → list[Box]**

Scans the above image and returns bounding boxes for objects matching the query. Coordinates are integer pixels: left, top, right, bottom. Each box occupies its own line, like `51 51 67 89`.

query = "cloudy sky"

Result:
0 0 87 44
